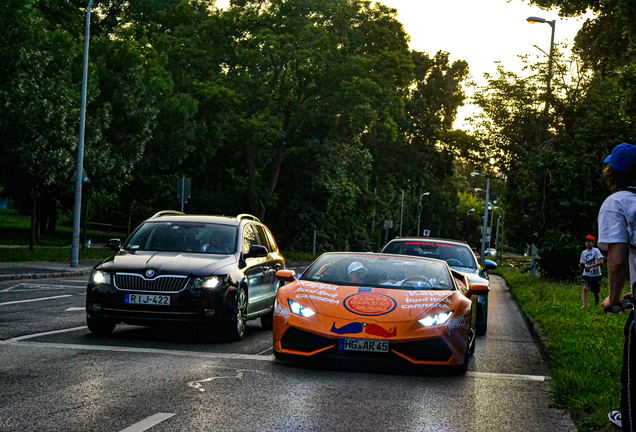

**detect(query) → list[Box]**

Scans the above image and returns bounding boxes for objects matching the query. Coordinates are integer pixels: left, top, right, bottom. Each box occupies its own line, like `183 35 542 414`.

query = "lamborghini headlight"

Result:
419 311 453 327
90 270 111 285
288 299 316 318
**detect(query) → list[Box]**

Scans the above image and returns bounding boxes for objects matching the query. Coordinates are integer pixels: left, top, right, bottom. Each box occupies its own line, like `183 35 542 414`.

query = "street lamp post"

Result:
417 192 430 237
467 208 475 216
471 172 490 265
399 190 404 237
488 204 498 248
527 16 556 112
71 0 93 268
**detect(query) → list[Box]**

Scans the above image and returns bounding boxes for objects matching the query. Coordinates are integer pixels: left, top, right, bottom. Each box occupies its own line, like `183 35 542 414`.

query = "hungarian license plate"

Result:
339 338 389 353
125 294 170 306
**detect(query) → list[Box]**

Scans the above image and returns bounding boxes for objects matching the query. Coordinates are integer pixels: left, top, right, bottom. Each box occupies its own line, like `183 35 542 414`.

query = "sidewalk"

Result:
0 259 101 282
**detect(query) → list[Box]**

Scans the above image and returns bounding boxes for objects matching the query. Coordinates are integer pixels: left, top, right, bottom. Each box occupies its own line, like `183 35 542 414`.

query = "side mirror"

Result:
104 238 122 252
466 283 489 298
244 245 268 259
483 260 497 271
276 269 296 282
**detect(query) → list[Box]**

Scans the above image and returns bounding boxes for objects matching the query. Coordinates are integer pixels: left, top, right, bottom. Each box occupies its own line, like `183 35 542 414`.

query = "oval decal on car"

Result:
343 293 397 316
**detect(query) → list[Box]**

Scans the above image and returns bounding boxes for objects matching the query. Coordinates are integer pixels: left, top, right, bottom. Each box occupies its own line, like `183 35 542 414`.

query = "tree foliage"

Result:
0 0 471 253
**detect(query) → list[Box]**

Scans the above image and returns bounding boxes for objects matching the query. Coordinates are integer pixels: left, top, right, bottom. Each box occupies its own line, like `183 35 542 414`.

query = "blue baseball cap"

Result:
604 143 636 173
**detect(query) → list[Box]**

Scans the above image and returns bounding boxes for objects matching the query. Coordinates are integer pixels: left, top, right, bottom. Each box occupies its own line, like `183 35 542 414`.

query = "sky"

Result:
377 0 594 125
215 0 594 127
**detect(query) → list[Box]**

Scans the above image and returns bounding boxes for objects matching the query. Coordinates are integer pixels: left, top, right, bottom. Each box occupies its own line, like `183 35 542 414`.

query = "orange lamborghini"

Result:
272 252 489 374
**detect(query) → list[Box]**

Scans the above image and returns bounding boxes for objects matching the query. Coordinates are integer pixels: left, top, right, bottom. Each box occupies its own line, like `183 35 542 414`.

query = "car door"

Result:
241 224 269 315
253 224 282 306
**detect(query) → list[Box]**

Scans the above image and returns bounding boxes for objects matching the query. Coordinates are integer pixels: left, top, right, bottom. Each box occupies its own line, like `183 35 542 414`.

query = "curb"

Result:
0 269 94 283
500 276 552 362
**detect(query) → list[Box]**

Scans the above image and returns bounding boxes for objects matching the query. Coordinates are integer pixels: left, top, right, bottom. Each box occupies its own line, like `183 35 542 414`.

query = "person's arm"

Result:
602 243 629 313
585 254 604 270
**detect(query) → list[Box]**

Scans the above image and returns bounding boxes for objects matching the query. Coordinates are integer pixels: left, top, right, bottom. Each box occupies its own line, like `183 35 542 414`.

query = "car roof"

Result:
142 212 261 226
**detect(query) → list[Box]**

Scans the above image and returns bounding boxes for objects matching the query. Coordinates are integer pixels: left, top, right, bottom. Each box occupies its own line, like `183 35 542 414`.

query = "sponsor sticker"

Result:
344 293 397 316
274 301 291 325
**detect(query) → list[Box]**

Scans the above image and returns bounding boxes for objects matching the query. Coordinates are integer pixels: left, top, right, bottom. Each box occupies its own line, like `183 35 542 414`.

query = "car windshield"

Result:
124 222 237 254
302 253 454 290
382 240 478 270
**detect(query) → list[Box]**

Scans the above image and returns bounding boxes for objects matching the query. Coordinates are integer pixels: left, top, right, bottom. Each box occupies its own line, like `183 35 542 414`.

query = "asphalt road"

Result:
0 274 576 432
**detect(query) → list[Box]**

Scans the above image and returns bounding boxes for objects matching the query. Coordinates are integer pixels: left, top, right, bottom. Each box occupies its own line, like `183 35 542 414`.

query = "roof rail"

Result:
236 213 261 223
150 210 185 219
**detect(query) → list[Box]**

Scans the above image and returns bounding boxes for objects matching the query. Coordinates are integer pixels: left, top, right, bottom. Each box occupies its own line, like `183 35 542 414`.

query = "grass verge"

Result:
497 266 626 431
0 209 121 262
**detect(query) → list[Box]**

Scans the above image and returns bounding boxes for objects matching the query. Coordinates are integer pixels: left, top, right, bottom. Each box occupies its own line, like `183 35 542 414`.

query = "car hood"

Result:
97 251 236 277
288 280 468 321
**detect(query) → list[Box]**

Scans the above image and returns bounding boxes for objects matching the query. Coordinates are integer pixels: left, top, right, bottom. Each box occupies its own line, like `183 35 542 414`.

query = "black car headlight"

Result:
90 270 111 285
192 276 228 290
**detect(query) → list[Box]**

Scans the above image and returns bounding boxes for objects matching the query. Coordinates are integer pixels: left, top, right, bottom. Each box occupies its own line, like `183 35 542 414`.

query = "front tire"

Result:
87 317 116 337
226 286 247 341
475 295 488 336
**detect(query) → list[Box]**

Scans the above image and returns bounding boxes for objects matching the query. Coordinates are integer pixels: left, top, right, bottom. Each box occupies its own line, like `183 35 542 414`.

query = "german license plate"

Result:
339 338 389 353
125 294 170 306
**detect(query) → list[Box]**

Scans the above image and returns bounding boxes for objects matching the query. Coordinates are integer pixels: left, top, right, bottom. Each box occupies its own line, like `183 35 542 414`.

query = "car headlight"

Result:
419 311 453 327
288 299 316 318
90 270 111 285
193 276 227 290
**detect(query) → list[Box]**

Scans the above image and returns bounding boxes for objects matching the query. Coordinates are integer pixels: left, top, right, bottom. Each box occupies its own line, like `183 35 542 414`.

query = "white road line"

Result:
6 326 88 341
466 371 547 382
257 346 273 355
1 283 22 292
3 339 278 362
0 295 72 306
1 328 548 382
65 307 85 311
118 413 176 432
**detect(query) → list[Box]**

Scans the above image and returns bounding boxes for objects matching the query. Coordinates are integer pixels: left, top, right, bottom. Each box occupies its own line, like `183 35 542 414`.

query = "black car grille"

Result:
281 328 336 353
392 338 452 362
114 273 189 293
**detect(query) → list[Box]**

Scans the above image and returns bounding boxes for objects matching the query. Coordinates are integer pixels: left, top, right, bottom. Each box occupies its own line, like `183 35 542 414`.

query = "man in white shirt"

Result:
598 143 636 431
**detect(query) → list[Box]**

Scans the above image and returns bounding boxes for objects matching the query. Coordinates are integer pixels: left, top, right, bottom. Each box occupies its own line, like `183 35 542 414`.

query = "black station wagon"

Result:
86 211 285 341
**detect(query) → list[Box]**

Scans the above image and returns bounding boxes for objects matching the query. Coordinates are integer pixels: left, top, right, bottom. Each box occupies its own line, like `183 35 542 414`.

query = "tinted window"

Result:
384 240 477 269
125 222 237 254
242 225 258 253
253 225 272 252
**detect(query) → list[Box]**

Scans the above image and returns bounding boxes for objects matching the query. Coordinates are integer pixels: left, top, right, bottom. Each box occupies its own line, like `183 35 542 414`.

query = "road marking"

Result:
257 346 273 355
65 307 84 311
2 284 85 292
118 413 175 432
0 295 72 306
466 371 547 382
1 328 548 382
3 340 278 362
5 326 88 341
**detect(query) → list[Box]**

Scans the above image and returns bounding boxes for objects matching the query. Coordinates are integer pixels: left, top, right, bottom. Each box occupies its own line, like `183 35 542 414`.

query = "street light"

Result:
71 0 93 268
467 208 475 216
527 16 556 112
471 171 490 265
417 192 430 237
